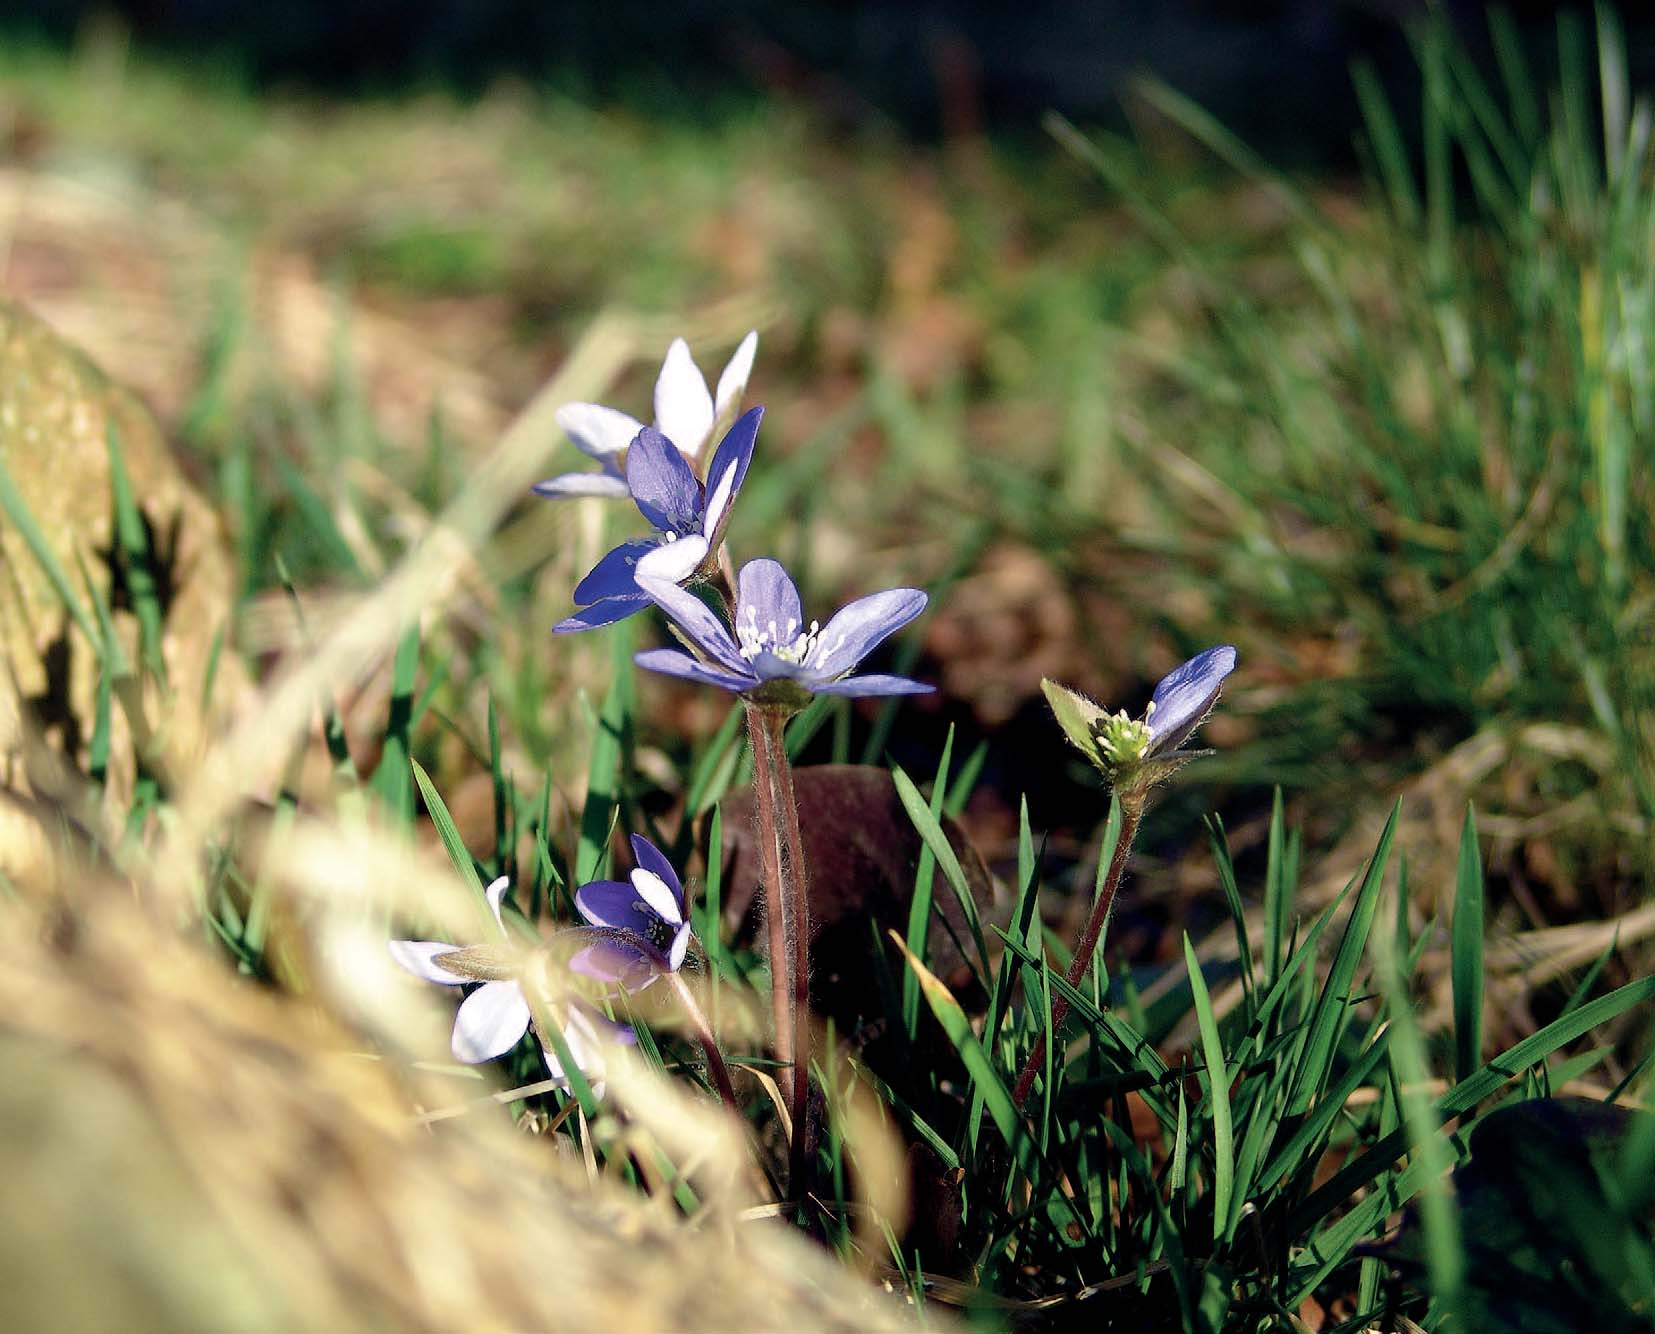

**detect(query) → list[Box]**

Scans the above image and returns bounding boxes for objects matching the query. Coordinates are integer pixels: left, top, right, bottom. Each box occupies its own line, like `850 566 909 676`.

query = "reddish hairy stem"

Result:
1011 799 1144 1110
744 701 813 1196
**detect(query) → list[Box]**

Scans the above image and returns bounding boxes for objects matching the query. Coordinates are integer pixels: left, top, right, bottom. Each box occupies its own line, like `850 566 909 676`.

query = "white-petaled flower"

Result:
388 876 632 1095
533 331 758 498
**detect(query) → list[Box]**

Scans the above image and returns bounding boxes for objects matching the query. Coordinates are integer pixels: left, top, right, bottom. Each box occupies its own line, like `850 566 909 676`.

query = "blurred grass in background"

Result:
0 8 1647 960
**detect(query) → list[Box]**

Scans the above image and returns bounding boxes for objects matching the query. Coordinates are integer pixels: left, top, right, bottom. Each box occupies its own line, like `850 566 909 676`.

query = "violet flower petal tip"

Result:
810 586 928 678
573 538 658 606
1145 645 1238 750
632 647 756 693
553 595 650 634
809 674 935 698
701 405 761 538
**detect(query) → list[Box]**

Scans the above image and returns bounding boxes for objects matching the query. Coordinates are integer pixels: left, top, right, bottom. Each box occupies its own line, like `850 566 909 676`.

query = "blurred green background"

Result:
0 1 1650 1004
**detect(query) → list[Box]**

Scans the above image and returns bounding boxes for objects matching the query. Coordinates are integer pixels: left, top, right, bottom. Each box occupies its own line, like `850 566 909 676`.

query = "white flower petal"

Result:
668 924 691 972
388 939 470 985
451 981 531 1063
532 471 631 500
631 867 683 925
557 403 644 459
485 876 511 934
635 533 708 584
713 330 758 420
653 338 715 459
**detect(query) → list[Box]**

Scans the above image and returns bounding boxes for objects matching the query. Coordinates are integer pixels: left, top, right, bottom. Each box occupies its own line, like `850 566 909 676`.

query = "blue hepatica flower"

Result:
387 875 634 1095
1143 644 1238 755
553 407 762 632
533 332 759 499
635 557 932 704
566 834 694 993
1043 644 1238 791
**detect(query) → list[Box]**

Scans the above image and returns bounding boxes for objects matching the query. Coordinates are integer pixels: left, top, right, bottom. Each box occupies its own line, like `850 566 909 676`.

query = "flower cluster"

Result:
389 875 635 1097
537 332 932 703
389 834 695 1097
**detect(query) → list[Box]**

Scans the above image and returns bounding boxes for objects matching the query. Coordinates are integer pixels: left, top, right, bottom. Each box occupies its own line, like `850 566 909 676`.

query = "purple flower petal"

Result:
556 403 645 460
569 935 662 992
654 338 715 458
388 939 469 985
1145 645 1237 753
809 673 935 698
809 587 928 678
573 538 658 606
451 981 531 1063
713 331 758 422
635 533 707 585
628 835 684 912
633 647 755 693
531 470 631 500
735 558 803 636
634 575 748 672
575 879 656 935
701 406 761 540
554 595 649 634
627 427 703 532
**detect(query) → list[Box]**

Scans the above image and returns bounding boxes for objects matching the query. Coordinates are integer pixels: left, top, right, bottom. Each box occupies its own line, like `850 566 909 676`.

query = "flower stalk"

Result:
744 698 813 1193
1012 795 1143 1110
664 968 741 1116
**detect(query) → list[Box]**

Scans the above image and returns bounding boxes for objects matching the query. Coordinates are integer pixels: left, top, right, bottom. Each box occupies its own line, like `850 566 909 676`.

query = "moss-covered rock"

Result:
0 300 241 884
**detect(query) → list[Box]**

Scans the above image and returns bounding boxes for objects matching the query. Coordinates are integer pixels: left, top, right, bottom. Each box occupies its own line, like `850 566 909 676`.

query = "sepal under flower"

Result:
1042 645 1237 792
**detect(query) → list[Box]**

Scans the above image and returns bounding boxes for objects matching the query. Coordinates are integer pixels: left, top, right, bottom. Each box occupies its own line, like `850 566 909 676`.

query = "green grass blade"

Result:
1184 933 1233 1239
892 763 990 980
1450 803 1484 1084
901 727 954 1037
0 449 99 646
370 623 420 819
1286 800 1399 1116
105 422 169 685
577 624 634 883
411 758 483 895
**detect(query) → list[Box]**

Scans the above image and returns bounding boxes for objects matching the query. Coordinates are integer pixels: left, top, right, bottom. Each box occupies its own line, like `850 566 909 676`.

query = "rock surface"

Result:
0 299 240 882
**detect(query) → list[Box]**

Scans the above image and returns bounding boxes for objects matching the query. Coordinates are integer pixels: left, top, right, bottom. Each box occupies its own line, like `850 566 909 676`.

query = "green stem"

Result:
1011 796 1144 1110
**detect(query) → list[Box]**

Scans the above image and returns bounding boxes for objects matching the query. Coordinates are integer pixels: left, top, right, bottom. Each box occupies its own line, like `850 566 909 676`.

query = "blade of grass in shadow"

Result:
0 449 99 645
900 726 954 1038
1184 933 1233 1238
412 757 484 896
577 623 634 884
1450 804 1485 1084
